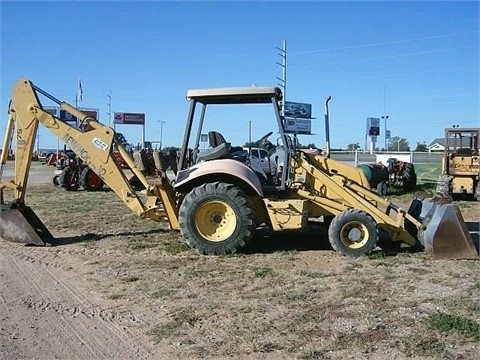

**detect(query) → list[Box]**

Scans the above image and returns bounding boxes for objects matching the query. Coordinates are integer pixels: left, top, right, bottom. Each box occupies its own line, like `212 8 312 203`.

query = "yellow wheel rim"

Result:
195 201 237 242
339 221 369 249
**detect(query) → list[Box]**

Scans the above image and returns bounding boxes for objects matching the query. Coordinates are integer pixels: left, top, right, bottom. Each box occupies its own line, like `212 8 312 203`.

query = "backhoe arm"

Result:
1 79 178 246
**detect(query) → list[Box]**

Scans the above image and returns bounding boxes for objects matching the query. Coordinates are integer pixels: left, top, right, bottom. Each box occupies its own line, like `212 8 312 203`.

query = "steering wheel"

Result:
254 131 275 153
255 131 273 145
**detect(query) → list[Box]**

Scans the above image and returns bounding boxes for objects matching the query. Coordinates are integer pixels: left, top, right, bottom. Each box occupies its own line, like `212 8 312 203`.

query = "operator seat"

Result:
197 131 231 162
209 131 227 148
210 130 244 154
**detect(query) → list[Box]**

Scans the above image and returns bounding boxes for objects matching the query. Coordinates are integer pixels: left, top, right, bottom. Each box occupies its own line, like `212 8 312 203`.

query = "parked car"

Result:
243 147 277 175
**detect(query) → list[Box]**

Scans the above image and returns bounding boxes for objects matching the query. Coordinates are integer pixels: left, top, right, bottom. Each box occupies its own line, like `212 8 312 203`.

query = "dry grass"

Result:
2 183 480 359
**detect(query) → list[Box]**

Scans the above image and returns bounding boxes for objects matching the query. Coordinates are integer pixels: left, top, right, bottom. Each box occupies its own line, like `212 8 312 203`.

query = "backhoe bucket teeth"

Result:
417 200 479 260
0 206 54 246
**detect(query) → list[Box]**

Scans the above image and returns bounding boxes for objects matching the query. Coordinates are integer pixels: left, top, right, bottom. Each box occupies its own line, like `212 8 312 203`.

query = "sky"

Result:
1 0 479 152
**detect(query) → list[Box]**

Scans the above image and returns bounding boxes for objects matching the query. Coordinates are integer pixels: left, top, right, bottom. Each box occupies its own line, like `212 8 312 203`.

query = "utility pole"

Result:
249 120 252 145
158 120 166 149
75 79 83 129
382 115 389 151
276 39 287 116
107 90 113 129
381 85 389 151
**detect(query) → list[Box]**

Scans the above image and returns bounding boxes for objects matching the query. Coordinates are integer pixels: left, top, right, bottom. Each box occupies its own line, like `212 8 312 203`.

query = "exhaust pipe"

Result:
324 96 332 158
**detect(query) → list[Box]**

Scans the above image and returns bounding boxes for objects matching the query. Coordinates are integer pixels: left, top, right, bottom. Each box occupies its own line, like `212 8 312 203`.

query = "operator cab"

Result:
175 86 292 193
195 130 278 186
196 131 244 162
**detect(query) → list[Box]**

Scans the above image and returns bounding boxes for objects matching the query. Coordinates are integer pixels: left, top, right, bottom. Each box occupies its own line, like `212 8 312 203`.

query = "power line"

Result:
289 45 478 69
290 30 478 55
332 117 479 128
392 92 480 102
290 66 477 84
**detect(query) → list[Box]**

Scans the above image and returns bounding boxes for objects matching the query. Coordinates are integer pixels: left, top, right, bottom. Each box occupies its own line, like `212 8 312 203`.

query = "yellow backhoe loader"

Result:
436 127 479 200
1 78 478 260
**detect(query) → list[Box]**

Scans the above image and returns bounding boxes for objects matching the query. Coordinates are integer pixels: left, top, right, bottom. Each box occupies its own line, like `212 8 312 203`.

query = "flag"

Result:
78 79 83 102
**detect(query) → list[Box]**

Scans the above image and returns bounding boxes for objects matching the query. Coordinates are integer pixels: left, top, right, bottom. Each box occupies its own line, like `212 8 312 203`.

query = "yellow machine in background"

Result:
1 79 478 260
436 127 480 200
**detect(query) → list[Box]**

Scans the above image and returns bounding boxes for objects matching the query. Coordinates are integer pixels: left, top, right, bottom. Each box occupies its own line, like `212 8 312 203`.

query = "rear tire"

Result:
402 163 417 192
153 150 167 173
133 150 153 174
376 181 388 196
328 209 379 257
132 151 146 171
53 174 60 186
80 167 104 191
169 150 178 175
59 167 79 191
178 182 256 255
436 175 451 197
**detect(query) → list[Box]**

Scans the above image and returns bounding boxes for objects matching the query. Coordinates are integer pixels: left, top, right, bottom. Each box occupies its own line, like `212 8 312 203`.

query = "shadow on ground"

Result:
27 221 480 258
245 225 333 254
245 221 480 257
50 229 171 246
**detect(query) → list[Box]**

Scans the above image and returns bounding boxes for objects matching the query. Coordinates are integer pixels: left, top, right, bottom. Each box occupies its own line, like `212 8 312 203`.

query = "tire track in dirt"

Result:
0 247 158 360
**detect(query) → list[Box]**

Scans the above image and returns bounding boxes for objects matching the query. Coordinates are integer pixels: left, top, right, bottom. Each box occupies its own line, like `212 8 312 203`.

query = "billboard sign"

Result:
386 130 391 139
113 112 145 125
284 101 312 119
81 109 99 120
59 109 78 123
284 118 312 134
59 108 99 124
366 117 380 136
43 106 58 116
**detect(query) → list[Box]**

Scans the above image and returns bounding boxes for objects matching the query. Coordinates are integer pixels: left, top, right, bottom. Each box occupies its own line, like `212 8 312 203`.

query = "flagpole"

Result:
75 81 78 128
76 79 83 128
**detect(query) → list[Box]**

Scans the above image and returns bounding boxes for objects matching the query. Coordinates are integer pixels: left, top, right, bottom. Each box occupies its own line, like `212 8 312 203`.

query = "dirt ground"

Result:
1 163 479 360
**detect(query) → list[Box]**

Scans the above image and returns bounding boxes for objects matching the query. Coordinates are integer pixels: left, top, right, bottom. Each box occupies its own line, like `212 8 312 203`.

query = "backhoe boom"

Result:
0 79 178 245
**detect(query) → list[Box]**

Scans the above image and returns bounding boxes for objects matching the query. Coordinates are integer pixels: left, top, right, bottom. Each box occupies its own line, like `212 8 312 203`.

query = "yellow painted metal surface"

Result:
195 200 237 241
264 199 308 231
1 79 179 234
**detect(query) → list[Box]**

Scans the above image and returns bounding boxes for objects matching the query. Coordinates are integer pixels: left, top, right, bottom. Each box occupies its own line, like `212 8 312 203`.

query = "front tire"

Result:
328 209 379 257
59 167 79 191
179 182 256 255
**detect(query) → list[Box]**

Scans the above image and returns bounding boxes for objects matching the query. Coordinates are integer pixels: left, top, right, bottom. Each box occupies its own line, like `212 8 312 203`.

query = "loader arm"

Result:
294 152 418 245
295 151 478 259
0 79 178 246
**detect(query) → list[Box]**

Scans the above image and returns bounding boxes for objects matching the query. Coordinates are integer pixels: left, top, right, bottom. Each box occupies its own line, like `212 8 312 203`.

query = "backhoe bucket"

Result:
417 200 479 260
0 206 54 246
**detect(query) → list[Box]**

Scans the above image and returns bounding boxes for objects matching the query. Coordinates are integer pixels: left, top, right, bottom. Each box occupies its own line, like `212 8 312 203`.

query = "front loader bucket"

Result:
418 201 479 260
0 206 54 245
